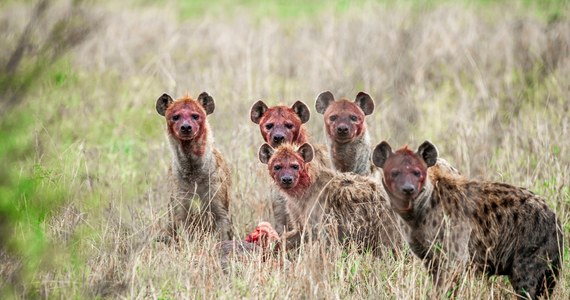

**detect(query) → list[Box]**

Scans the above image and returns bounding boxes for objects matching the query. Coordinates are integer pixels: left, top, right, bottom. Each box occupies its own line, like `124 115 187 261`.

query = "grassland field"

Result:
1 0 570 298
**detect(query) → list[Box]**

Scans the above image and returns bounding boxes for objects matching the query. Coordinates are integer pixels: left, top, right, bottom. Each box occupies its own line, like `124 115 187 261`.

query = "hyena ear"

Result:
250 100 268 124
372 141 393 168
354 92 375 116
417 140 438 167
156 93 174 116
315 91 335 114
198 92 215 115
297 143 314 163
258 143 274 164
292 101 310 124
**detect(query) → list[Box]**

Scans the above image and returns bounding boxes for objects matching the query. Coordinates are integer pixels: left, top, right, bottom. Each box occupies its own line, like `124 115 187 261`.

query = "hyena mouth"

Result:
383 184 414 214
279 178 295 189
391 198 413 214
333 135 354 143
270 136 288 147
178 132 196 141
271 141 285 148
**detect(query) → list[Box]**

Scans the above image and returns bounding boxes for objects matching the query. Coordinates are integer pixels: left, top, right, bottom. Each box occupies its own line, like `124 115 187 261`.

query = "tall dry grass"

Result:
1 0 569 298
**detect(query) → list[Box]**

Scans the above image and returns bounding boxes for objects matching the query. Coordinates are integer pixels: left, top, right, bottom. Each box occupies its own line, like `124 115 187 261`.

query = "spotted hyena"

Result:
250 100 331 234
156 92 233 241
258 142 400 255
372 140 563 299
315 91 376 175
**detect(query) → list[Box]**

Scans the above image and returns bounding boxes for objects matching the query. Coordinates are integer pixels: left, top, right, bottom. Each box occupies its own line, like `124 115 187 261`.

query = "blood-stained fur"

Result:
250 100 331 234
251 100 310 148
217 222 280 270
373 140 563 299
258 143 401 256
156 92 233 241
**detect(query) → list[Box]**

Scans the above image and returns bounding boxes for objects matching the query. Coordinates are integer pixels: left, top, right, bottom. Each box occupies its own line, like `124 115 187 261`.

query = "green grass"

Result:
121 0 570 21
0 108 69 298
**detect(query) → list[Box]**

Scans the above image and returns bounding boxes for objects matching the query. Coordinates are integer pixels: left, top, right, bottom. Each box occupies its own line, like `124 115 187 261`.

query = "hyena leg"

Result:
426 257 466 299
271 189 290 235
281 229 303 251
210 198 234 241
163 196 189 243
510 245 561 300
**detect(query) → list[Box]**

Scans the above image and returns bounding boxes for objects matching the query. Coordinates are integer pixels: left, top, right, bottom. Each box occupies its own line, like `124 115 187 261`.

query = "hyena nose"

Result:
273 135 285 144
180 124 192 133
336 125 349 134
281 176 293 185
401 184 416 195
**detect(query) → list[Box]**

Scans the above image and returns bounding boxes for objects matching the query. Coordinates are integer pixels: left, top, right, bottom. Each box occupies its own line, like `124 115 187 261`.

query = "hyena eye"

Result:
350 115 358 122
273 165 282 171
291 164 299 170
285 123 294 130
192 114 200 120
172 115 180 121
391 170 400 178
329 115 337 122
413 170 421 177
265 123 274 130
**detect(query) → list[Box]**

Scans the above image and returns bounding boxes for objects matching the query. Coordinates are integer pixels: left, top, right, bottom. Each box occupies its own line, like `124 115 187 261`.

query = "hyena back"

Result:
373 140 563 299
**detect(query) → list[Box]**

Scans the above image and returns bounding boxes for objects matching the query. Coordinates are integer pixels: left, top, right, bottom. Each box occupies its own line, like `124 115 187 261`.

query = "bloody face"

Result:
258 106 304 148
268 148 306 190
382 148 428 213
164 100 207 142
323 99 366 143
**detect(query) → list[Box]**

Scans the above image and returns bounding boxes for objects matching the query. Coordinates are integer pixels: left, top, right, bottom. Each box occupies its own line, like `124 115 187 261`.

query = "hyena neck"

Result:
390 176 435 228
283 162 334 202
394 178 439 261
329 131 371 174
285 165 335 222
168 130 214 176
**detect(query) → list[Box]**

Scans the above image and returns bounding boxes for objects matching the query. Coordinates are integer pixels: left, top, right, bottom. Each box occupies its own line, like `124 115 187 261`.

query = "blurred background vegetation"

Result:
1 0 569 298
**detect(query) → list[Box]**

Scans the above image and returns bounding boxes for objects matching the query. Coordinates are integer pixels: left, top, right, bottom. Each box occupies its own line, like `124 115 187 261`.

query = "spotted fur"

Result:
259 143 401 256
373 140 563 299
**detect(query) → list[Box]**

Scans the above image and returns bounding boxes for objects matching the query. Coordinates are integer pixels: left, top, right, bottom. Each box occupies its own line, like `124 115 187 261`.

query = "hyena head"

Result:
156 92 215 142
372 141 438 214
258 143 314 193
250 100 310 148
315 91 374 143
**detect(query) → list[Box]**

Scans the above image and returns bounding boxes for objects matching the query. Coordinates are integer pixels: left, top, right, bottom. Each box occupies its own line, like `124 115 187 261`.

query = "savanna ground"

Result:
1 0 569 298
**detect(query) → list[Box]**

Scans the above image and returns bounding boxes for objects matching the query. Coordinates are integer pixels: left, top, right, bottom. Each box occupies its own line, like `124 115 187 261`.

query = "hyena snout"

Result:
336 124 349 135
280 175 294 186
180 122 192 133
401 183 416 195
272 134 285 144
